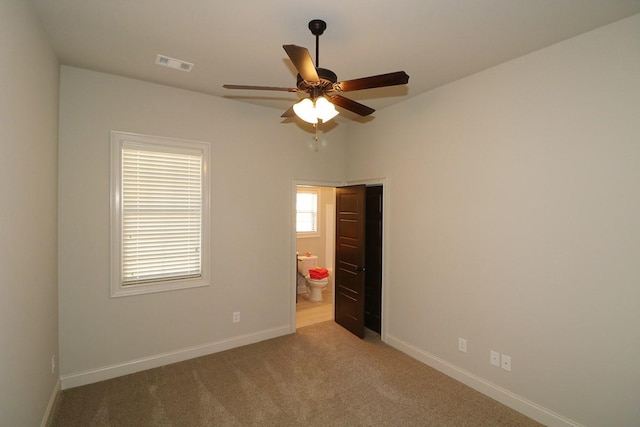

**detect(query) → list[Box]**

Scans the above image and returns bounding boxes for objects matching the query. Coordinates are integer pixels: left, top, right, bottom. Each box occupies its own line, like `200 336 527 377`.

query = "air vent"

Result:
155 54 193 72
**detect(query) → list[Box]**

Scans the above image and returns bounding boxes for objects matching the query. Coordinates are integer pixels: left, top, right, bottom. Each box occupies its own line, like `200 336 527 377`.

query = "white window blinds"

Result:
121 148 202 285
296 190 318 233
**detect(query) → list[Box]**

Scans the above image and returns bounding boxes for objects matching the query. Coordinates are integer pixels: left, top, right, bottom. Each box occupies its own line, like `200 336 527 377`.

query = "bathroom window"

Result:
110 131 210 297
296 187 319 238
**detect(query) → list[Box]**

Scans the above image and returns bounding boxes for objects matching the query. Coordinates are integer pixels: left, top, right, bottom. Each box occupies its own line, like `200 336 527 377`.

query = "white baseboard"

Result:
61 325 290 390
41 378 61 427
384 334 582 427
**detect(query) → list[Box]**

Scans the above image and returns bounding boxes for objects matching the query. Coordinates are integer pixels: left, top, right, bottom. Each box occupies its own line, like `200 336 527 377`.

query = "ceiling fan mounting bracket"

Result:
308 19 327 36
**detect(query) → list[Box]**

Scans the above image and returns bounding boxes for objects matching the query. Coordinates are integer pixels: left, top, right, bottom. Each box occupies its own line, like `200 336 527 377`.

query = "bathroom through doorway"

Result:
293 182 384 337
295 185 335 329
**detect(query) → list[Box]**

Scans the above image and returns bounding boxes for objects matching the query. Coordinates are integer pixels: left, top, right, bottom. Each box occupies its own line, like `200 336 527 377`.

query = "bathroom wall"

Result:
296 186 336 269
345 14 640 427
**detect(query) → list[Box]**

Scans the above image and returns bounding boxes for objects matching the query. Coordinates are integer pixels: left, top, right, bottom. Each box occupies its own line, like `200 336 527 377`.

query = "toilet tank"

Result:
297 255 318 276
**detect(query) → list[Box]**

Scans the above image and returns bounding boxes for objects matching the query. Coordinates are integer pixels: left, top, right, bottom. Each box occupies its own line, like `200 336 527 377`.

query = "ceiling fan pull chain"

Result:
313 123 319 142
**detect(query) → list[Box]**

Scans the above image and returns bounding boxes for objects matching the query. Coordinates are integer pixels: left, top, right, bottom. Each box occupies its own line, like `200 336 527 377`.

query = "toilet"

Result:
297 254 329 302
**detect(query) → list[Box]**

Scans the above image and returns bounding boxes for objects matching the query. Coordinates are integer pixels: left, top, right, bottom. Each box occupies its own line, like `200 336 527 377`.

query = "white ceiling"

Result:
31 0 640 120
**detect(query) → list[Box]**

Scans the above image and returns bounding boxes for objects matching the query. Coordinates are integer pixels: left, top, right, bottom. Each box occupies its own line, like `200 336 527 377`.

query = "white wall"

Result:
347 14 640 427
57 66 347 386
0 1 60 425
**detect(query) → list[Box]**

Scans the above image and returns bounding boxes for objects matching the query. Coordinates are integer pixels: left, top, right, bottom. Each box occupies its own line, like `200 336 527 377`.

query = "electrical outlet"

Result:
501 354 512 371
51 355 56 374
490 350 500 367
232 312 240 323
458 338 467 353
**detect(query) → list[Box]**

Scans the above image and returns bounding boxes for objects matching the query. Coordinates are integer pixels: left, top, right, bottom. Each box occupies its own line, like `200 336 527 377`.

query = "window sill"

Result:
297 232 320 239
110 277 210 298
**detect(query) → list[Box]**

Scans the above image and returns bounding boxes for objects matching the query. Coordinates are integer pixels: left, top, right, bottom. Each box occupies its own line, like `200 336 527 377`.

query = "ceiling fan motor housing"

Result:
296 67 337 92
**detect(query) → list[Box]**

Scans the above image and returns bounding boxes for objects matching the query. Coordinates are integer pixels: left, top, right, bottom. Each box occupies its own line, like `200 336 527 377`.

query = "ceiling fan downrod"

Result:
308 19 326 67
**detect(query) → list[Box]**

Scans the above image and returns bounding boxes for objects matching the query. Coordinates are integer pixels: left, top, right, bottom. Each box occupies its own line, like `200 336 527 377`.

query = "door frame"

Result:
290 178 389 342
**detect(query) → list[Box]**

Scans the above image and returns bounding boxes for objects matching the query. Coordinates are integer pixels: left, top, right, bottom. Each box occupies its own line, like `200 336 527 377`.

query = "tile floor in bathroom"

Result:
296 290 333 329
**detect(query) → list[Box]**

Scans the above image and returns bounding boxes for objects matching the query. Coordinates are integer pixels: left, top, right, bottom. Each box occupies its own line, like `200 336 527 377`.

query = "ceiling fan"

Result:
223 19 409 126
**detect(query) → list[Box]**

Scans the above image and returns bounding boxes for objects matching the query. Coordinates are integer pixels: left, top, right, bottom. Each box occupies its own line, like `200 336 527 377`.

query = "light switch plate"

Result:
501 354 512 371
490 350 500 367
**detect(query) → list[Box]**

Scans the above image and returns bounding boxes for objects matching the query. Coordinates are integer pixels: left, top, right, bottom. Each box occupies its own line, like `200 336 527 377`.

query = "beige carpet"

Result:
51 322 543 426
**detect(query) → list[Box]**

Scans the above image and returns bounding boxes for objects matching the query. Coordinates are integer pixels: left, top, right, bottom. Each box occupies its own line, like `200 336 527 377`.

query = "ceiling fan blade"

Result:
283 45 320 83
336 71 409 92
223 84 298 92
329 95 375 116
281 105 295 118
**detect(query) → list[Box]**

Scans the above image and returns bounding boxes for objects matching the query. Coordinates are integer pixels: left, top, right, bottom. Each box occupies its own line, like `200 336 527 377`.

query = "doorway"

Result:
293 182 384 338
295 185 335 329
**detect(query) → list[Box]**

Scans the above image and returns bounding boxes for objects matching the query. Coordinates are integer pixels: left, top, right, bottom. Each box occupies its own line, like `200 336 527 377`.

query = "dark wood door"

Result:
335 185 366 338
365 186 383 333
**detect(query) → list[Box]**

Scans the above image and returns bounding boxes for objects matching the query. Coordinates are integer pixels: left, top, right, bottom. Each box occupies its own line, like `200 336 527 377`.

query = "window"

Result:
110 131 210 297
296 187 319 237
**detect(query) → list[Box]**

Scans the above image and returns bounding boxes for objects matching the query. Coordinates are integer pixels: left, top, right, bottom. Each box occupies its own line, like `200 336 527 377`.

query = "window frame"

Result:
110 131 211 297
296 187 320 238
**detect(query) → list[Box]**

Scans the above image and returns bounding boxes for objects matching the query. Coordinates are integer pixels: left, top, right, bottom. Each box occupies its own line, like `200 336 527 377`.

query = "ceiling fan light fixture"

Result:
315 96 339 122
293 96 339 124
293 98 318 124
